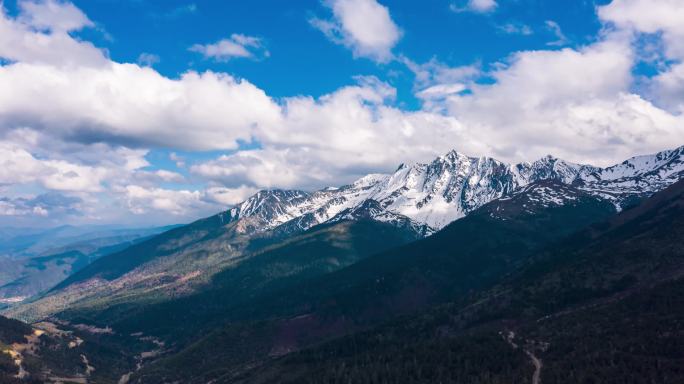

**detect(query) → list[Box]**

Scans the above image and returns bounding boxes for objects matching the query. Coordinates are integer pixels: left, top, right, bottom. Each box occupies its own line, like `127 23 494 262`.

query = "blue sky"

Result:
0 0 683 227
49 0 608 100
1 0 613 102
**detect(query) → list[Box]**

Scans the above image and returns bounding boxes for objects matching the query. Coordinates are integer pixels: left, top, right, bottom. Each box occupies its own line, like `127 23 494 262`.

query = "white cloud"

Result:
545 20 569 47
450 0 498 13
121 185 203 215
436 34 684 165
118 184 255 217
18 0 93 32
0 139 131 192
311 0 401 63
137 52 160 67
0 63 281 151
169 152 186 168
416 83 467 101
190 33 268 62
191 78 479 190
402 57 480 110
203 186 259 206
497 23 533 36
152 170 184 183
0 2 105 67
598 0 684 112
0 3 280 152
0 142 51 185
650 62 684 112
599 0 684 59
403 57 481 89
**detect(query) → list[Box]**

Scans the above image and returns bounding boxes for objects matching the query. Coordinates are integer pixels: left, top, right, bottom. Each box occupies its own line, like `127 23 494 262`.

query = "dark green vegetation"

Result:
0 316 31 384
7 210 299 322
2 218 419 382
61 219 423 341
6 179 684 383
123 182 618 383
0 315 31 345
0 315 34 383
0 314 156 384
230 179 684 384
52 213 241 289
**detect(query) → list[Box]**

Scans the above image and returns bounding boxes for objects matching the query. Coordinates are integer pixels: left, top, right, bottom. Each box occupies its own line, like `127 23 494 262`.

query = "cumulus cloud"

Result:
0 2 279 152
203 186 259 206
0 2 105 67
0 63 280 151
120 185 203 216
190 34 269 61
599 0 684 59
599 0 684 113
191 78 477 190
18 0 93 32
0 141 108 192
117 184 256 218
650 62 684 112
311 0 401 63
435 33 684 165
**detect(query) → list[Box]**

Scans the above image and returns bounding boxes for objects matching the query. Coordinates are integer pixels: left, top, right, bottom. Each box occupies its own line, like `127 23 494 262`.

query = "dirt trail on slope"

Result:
501 330 544 384
525 349 543 384
118 333 166 384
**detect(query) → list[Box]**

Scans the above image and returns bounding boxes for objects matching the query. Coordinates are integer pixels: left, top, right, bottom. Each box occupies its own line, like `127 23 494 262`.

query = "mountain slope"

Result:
49 219 422 341
0 314 160 383
126 180 617 383
233 179 684 384
11 146 683 322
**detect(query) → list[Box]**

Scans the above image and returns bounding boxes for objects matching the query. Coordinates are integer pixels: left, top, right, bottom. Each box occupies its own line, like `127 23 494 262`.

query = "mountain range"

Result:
223 144 684 234
232 177 684 384
7 144 682 324
1 144 684 383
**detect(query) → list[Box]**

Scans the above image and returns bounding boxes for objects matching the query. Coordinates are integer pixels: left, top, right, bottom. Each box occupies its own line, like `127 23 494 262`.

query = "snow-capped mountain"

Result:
579 145 684 200
485 180 611 220
225 145 684 236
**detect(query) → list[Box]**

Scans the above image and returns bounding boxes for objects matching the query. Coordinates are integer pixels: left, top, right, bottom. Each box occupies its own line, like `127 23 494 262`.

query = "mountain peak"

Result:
442 148 470 160
227 145 684 236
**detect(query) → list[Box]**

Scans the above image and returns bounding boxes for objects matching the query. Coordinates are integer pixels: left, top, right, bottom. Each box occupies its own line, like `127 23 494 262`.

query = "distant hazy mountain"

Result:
0 225 176 305
0 225 179 260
